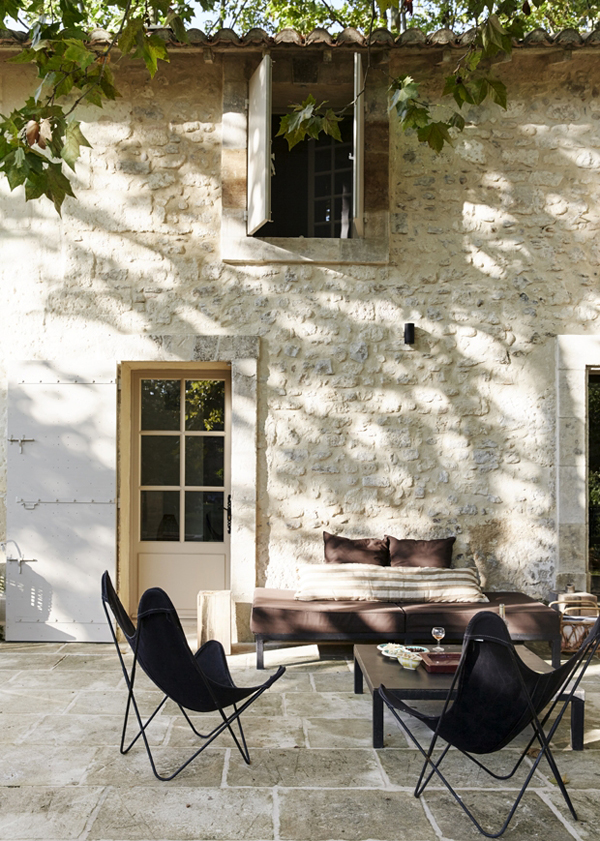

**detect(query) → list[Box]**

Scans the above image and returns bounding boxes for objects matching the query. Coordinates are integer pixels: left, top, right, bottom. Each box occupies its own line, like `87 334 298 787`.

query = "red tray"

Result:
421 652 461 674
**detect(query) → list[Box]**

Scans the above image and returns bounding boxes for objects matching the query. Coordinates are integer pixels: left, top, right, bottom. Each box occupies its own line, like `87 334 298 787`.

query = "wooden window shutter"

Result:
247 55 272 235
352 52 365 238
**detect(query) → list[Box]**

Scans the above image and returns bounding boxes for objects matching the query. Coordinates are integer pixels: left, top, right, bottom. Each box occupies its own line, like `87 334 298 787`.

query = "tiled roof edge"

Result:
2 24 600 48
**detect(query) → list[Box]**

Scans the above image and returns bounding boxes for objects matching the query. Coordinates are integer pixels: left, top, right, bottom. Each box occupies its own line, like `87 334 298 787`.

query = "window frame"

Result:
221 49 389 265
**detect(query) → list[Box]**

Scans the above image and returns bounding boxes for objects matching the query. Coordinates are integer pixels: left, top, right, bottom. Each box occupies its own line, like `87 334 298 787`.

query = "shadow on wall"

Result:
2 53 599 600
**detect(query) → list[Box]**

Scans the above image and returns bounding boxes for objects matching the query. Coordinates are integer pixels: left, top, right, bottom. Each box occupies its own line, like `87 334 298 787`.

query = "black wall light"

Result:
404 323 415 345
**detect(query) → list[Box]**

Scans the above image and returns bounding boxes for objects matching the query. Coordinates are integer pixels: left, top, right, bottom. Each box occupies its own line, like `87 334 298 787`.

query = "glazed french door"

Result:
131 371 231 618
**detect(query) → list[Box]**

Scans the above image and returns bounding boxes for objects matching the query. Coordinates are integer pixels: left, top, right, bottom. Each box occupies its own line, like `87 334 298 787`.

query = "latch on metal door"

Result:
1 539 38 574
8 436 35 453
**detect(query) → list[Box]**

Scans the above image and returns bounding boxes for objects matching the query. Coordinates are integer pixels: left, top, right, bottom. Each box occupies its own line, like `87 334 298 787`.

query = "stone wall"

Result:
1 44 599 614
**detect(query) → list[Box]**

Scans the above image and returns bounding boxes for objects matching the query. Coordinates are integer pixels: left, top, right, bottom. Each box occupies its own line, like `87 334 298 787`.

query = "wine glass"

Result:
431 626 445 652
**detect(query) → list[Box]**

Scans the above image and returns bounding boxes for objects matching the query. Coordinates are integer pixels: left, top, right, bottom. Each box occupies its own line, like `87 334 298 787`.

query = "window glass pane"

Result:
141 436 180 486
185 380 225 431
314 199 331 223
334 142 352 167
314 147 331 172
141 380 180 430
185 437 224 487
334 172 352 195
141 491 180 541
185 492 224 542
314 174 331 198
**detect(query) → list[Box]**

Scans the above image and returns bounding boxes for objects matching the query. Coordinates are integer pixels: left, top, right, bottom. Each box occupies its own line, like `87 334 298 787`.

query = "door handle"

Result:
224 494 231 535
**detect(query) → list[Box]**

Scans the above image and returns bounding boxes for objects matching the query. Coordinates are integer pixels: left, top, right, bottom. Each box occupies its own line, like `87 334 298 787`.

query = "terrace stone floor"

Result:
0 639 600 841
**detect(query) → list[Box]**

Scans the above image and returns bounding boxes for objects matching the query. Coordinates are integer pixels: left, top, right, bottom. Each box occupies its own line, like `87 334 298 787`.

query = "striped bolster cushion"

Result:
294 563 488 603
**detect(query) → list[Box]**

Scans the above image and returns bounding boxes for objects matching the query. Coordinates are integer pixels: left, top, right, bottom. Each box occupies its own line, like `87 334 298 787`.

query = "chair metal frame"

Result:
102 571 285 781
380 611 600 838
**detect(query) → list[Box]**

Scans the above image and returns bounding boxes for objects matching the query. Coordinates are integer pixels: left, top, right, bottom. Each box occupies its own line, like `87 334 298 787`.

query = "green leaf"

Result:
63 39 96 69
443 75 475 108
417 121 453 153
466 50 482 72
118 17 144 56
137 32 169 78
321 109 342 142
7 48 38 64
449 112 466 132
45 162 75 214
61 120 91 171
487 77 508 109
165 12 189 44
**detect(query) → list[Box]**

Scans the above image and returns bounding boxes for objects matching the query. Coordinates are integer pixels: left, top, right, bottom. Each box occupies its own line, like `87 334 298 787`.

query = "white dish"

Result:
379 643 405 658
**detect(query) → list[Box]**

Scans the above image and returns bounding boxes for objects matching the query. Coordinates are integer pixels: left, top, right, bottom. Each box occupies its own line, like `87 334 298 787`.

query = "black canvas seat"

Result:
101 571 285 781
380 610 600 838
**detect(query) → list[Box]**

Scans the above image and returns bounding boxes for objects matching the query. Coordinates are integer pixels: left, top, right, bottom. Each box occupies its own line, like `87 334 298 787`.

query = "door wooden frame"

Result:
118 361 234 619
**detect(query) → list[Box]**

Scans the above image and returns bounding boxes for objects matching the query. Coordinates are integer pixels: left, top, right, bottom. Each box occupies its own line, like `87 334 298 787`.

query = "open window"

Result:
247 53 365 239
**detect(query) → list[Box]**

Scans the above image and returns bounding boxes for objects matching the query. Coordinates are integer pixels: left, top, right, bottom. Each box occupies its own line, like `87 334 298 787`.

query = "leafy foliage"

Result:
0 0 590 211
276 95 342 148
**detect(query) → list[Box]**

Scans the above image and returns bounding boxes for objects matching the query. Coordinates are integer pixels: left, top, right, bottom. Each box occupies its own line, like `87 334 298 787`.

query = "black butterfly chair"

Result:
380 610 600 838
101 571 285 781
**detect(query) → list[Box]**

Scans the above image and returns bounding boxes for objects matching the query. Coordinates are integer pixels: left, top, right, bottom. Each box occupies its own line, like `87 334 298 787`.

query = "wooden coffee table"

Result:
353 643 585 750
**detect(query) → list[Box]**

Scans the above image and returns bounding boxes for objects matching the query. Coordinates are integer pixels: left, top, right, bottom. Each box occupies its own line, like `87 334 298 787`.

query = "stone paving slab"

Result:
0 712 44 743
304 716 375 748
87 787 275 840
226 747 385 788
66 688 166 716
7 668 122 690
277 788 437 840
0 641 598 841
0 786 105 839
0 687 79 714
545 789 598 840
423 789 582 840
0 651 68 670
168 714 306 749
0 744 98 786
20 712 169 746
283 691 373 719
82 745 226 786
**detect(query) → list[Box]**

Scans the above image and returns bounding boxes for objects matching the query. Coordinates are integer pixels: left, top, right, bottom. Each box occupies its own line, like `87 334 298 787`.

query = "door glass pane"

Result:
185 437 224 487
141 380 180 430
141 491 180 540
185 380 225 431
185 491 224 542
141 436 180 486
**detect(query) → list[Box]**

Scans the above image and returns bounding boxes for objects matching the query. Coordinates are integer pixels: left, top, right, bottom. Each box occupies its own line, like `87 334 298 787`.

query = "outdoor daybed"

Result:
251 533 561 668
251 587 561 668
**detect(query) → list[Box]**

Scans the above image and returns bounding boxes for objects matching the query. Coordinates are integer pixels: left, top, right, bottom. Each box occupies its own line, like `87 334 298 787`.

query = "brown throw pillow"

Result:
386 535 456 568
323 532 390 566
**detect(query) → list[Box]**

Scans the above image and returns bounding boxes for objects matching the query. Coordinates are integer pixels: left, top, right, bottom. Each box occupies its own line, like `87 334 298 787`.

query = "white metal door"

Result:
6 361 117 642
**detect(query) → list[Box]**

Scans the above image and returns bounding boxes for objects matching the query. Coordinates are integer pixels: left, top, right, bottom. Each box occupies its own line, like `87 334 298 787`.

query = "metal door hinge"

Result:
16 497 116 510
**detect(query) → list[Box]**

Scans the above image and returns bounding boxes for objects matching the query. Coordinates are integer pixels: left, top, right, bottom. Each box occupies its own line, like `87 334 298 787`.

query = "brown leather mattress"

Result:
251 588 407 635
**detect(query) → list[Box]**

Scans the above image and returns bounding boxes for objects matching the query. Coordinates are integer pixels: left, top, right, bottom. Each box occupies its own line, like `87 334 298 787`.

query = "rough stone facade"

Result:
1 39 599 635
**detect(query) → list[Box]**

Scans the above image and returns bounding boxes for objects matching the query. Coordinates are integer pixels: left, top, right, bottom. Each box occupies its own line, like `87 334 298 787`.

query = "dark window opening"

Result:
589 372 600 593
255 115 353 238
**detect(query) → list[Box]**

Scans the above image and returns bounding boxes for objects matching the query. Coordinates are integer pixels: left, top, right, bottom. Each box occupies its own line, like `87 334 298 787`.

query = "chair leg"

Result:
384 702 577 838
